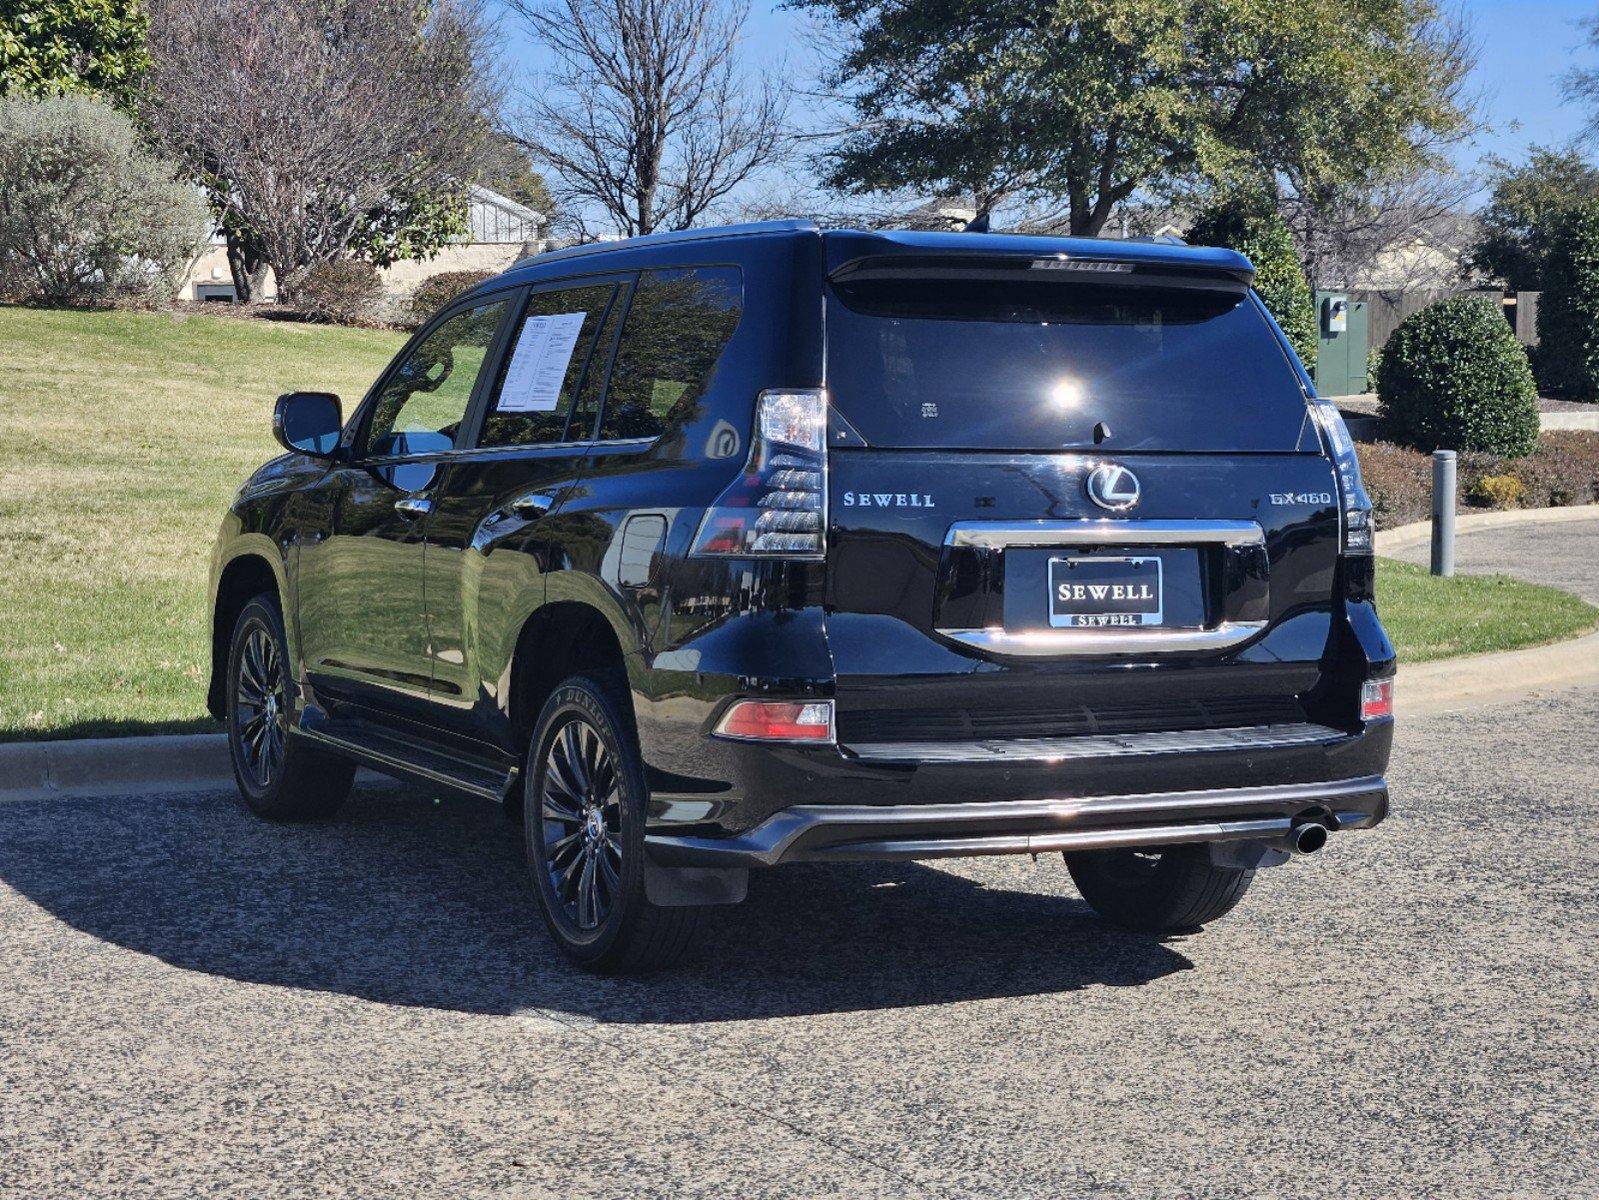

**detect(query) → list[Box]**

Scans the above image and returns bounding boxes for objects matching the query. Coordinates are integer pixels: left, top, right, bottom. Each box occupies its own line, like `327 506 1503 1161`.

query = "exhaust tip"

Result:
1291 822 1329 855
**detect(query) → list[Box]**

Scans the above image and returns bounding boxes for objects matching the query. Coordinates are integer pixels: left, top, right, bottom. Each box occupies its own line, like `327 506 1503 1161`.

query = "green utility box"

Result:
1314 292 1369 396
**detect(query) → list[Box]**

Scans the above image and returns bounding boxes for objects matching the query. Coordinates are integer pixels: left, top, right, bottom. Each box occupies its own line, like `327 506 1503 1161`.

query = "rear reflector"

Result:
1360 678 1394 721
714 699 835 742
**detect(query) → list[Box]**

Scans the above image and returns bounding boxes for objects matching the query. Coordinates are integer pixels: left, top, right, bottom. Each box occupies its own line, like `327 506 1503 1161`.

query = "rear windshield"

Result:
825 273 1311 452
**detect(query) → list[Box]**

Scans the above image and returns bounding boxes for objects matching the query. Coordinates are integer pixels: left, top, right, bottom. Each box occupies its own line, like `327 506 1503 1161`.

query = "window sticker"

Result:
498 311 587 413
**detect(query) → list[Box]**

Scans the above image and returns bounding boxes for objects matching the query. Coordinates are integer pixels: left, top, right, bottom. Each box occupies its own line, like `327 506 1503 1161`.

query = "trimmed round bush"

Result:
1188 199 1316 370
0 94 209 307
1376 295 1539 457
408 269 493 326
1536 201 1599 401
288 260 383 325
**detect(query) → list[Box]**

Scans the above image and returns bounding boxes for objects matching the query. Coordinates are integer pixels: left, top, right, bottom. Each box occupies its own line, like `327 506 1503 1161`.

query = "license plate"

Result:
1048 556 1163 628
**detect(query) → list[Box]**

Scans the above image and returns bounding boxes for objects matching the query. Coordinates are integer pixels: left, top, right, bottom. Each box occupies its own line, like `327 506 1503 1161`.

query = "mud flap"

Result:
644 859 749 907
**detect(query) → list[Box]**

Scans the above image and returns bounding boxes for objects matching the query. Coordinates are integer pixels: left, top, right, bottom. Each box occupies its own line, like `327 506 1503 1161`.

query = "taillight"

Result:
690 389 827 558
1309 401 1373 555
713 699 835 742
1360 678 1394 721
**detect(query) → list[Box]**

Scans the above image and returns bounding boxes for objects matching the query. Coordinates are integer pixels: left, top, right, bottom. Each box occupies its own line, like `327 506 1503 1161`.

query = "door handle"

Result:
509 493 556 519
394 495 433 520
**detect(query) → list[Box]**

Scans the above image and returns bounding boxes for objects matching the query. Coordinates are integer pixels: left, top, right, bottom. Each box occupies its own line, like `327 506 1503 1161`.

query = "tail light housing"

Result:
690 389 828 559
714 699 835 742
1360 678 1394 721
1309 400 1373 555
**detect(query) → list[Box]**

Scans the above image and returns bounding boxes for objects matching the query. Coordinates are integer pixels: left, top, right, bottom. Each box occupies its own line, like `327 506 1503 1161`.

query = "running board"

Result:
293 715 517 803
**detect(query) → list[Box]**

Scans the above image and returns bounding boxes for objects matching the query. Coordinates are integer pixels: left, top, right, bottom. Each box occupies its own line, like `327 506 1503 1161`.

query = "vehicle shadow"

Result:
0 784 1194 1022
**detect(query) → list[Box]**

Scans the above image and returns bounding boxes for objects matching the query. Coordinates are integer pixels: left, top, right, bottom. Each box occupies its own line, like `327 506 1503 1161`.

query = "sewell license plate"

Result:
1048 556 1163 628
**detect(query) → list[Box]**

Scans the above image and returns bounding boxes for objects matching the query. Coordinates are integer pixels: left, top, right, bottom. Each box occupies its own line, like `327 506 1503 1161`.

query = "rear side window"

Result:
598 267 742 441
825 268 1310 453
478 283 618 448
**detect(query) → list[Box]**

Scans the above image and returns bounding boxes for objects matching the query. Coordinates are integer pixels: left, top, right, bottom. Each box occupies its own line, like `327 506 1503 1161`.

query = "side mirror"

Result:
273 391 343 458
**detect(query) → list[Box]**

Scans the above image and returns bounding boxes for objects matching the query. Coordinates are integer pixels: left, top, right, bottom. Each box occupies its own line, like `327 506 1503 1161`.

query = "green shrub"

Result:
0 94 208 307
1355 440 1435 527
1375 295 1539 456
1468 473 1525 508
407 269 493 326
1189 198 1316 370
1536 201 1599 400
288 260 384 325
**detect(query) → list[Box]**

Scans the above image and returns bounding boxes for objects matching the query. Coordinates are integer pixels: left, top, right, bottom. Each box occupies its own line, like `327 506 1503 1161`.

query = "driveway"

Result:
2 689 1596 1199
1388 516 1599 603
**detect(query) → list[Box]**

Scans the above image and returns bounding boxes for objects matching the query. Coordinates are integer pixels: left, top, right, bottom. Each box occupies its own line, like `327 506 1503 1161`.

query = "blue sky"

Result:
492 0 1599 205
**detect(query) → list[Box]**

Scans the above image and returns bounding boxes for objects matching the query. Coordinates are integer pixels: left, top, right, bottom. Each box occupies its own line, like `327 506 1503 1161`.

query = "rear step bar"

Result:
845 722 1341 764
646 776 1388 868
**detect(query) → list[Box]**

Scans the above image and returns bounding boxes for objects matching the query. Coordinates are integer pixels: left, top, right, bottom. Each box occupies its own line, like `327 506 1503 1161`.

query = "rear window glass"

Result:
825 274 1310 452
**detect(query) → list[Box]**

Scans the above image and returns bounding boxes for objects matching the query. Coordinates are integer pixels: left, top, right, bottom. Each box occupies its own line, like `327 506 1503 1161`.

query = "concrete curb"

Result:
0 733 231 802
1375 504 1599 554
1400 631 1599 718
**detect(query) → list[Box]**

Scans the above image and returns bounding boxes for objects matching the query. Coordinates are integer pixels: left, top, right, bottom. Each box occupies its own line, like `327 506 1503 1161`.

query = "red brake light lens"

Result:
714 699 835 742
1360 678 1394 721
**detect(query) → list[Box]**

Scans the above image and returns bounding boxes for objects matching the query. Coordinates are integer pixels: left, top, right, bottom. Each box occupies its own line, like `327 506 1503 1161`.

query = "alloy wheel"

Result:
539 717 624 932
234 624 287 788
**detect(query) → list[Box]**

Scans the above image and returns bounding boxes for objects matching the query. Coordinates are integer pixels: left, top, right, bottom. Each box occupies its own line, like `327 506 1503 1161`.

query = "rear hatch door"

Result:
821 240 1342 750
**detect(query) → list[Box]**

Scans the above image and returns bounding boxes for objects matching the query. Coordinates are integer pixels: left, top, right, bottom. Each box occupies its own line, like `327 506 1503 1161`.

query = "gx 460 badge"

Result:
1269 491 1334 506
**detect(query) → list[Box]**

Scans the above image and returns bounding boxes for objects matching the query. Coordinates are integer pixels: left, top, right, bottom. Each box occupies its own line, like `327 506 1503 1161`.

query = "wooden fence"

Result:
1352 288 1540 351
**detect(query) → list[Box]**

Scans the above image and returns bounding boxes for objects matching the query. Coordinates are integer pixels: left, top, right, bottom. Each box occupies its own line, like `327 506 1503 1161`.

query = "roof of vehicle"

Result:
492 219 1256 289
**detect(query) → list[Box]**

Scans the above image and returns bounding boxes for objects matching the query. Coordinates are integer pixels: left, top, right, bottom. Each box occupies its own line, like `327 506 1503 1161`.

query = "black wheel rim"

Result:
234 624 287 788
539 716 623 932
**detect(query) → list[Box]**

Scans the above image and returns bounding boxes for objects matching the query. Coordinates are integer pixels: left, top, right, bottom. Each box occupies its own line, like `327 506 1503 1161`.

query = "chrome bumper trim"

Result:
944 518 1265 550
936 621 1269 657
646 775 1389 868
845 722 1341 764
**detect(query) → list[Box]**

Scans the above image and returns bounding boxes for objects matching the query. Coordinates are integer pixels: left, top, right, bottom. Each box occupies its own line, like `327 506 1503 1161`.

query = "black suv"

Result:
209 221 1394 970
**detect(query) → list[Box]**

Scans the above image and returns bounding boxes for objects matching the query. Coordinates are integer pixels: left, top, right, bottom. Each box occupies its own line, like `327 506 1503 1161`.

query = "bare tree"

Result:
1280 163 1479 296
508 0 786 238
143 0 497 301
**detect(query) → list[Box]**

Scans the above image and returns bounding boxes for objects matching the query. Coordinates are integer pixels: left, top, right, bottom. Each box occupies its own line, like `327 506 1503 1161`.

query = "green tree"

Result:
796 0 1475 233
481 133 557 221
1537 200 1599 402
1471 146 1599 290
1189 197 1316 369
0 0 147 107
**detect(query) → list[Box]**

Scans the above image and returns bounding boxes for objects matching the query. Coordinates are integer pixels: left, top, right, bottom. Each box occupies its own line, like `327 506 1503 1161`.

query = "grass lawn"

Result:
0 306 402 741
1375 558 1599 663
1 305 1595 741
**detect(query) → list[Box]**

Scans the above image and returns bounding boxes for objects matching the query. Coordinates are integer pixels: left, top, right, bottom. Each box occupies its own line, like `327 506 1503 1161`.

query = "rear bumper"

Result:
646 774 1389 868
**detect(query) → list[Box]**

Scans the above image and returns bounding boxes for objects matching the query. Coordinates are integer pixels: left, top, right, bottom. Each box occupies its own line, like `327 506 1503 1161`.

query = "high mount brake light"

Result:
714 699 835 742
691 389 828 559
1310 401 1374 556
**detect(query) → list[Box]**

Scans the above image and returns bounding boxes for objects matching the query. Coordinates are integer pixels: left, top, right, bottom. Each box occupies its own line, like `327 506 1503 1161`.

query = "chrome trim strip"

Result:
937 621 1268 657
944 518 1265 549
845 722 1341 764
645 775 1388 868
828 816 1296 862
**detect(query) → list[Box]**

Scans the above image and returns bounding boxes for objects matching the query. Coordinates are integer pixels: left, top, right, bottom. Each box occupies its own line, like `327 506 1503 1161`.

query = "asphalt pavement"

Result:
3 687 1597 1199
1388 516 1599 604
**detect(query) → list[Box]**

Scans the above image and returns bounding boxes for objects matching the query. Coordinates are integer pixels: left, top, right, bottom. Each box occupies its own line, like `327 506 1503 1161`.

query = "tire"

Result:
524 671 701 972
1064 844 1255 933
225 595 355 821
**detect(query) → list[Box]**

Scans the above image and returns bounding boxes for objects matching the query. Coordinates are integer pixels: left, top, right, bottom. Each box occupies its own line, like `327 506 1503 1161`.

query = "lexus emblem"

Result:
1086 462 1141 511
